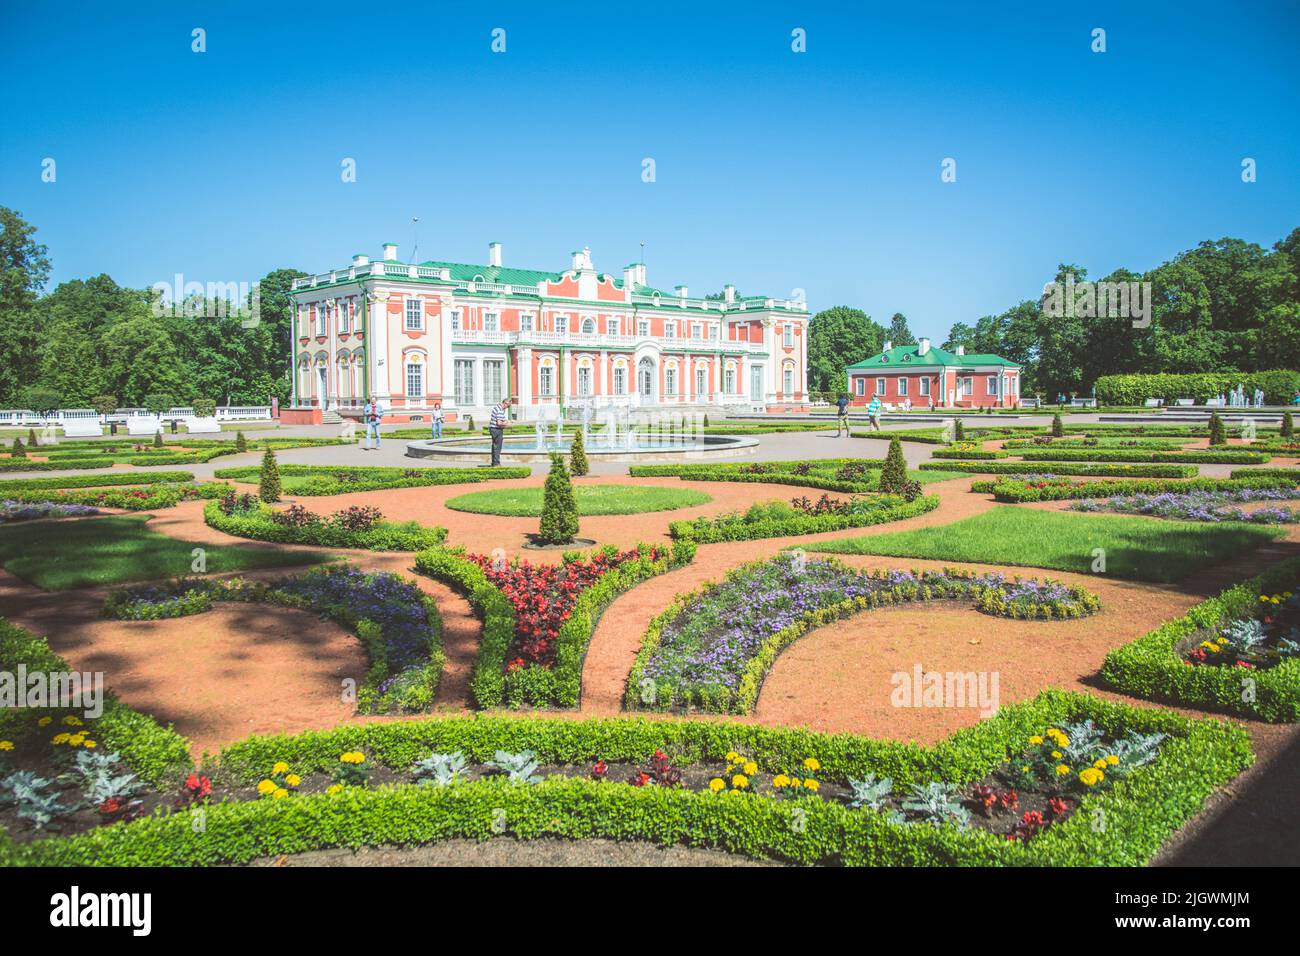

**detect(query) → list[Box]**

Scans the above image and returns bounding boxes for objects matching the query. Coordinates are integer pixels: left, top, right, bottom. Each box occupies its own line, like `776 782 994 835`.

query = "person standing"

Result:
488 396 510 466
865 394 883 431
431 401 444 440
835 393 851 436
364 398 385 450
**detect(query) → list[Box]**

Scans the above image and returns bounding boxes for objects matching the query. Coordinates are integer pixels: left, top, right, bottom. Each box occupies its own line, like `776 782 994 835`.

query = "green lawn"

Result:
0 514 332 590
801 506 1281 582
445 484 713 517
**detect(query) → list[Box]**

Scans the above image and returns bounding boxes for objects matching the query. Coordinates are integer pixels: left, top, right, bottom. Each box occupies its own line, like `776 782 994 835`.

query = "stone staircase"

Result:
321 409 343 425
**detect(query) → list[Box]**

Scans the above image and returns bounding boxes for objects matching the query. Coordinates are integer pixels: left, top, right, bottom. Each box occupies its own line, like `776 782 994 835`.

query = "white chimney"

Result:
675 285 688 298
571 247 594 272
883 340 893 353
634 263 647 286
352 253 369 267
918 337 930 355
488 241 502 267
382 242 398 261
624 264 638 289
723 284 735 304
955 344 965 356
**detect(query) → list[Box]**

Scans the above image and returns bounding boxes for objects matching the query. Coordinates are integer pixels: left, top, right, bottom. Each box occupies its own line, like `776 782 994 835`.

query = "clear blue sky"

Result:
3 0 1297 342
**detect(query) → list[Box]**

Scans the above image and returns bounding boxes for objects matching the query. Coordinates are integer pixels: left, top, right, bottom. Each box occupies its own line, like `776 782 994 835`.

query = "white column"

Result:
370 291 390 401
517 348 532 418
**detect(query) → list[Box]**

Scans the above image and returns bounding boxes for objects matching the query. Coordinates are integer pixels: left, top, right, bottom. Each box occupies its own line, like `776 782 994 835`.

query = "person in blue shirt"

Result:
835 394 851 436
363 399 384 450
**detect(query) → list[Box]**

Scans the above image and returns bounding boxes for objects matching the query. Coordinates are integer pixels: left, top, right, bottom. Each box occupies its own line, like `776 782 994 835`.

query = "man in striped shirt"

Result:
488 397 510 466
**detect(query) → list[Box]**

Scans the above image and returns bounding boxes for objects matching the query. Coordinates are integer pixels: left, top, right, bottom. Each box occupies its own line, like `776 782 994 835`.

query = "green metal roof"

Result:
846 344 1020 370
418 260 560 287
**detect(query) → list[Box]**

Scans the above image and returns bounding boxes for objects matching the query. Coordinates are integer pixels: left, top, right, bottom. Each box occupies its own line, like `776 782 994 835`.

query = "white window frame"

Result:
875 377 886 395
919 377 930 397
454 359 475 406
581 317 595 335
338 300 349 334
482 359 505 404
782 324 793 348
696 366 707 396
314 305 325 336
898 377 908 397
725 367 736 394
690 322 702 340
855 377 865 396
783 366 794 395
665 367 677 396
577 365 592 396
958 376 973 397
405 361 424 398
987 375 998 395
520 313 534 333
539 364 555 396
613 366 626 395
404 298 424 332
484 312 499 333
637 319 650 337
555 315 568 336
450 310 461 333
664 321 676 340
606 318 619 336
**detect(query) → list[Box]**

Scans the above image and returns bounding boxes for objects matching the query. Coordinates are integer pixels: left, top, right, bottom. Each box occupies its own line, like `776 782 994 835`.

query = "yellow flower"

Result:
68 734 85 747
1105 755 1119 766
804 779 820 792
339 751 365 764
1055 765 1071 777
724 751 740 763
284 774 301 787
803 758 821 772
37 717 52 727
62 715 83 727
1079 768 1104 786
257 779 277 795
791 776 802 787
327 784 343 795
0 740 13 751
52 733 70 745
743 761 758 776
1093 759 1109 770
84 740 97 749
272 788 288 799
773 774 791 788
1051 751 1062 759
1029 735 1043 745
732 774 749 789
709 778 725 792
272 761 290 775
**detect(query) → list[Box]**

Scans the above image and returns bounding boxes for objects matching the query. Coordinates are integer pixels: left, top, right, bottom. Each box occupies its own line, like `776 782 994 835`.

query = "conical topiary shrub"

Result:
878 436 908 495
1208 411 1226 446
953 419 965 441
1283 412 1294 439
235 431 248 453
569 429 590 477
11 437 26 458
537 453 579 545
1051 413 1064 438
28 428 38 448
259 446 282 503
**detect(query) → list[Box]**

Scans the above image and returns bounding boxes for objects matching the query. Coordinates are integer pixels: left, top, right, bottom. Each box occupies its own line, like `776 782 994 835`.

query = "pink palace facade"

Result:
287 243 810 423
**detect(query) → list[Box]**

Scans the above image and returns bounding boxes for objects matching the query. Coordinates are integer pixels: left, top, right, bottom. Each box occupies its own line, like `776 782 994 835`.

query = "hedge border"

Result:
1018 449 1270 465
413 541 697 709
919 461 1198 478
978 475 1298 504
668 494 939 543
2 690 1251 868
203 500 447 551
212 464 531 495
0 471 196 490
1099 557 1300 721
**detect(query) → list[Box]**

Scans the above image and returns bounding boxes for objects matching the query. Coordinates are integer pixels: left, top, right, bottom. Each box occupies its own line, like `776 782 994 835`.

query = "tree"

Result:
193 397 216 418
10 437 26 458
143 393 175 416
20 386 61 421
235 431 248 453
99 315 187 406
537 453 579 544
1208 411 1226 446
92 395 118 415
878 437 908 494
256 267 308 402
568 428 589 476
0 208 51 405
1051 413 1064 438
807 306 886 394
1282 412 1294 439
886 312 917 346
153 430 164 447
259 447 282 502
942 322 977 352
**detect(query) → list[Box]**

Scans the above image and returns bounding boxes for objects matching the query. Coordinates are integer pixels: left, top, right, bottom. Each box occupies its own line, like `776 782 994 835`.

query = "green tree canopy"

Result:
806 306 886 393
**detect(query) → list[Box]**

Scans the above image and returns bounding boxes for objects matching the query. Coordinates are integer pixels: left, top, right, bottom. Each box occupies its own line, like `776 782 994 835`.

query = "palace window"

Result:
607 318 619 336
483 360 505 404
958 377 973 397
484 312 499 333
338 300 348 334
454 360 475 405
875 377 886 395
855 377 865 396
782 324 794 348
987 375 998 394
664 321 676 340
898 378 908 396
696 367 707 396
405 298 423 331
725 367 736 393
581 317 595 335
520 313 534 333
450 310 461 333
637 319 650 337
405 360 423 398
690 322 702 339
919 377 930 397
539 365 555 396
783 366 794 396
613 366 626 394
556 315 568 336
314 306 325 337
665 367 677 396
577 366 592 396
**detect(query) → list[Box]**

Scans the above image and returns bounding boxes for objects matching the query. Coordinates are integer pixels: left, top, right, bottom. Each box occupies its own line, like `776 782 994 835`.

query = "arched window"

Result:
581 317 595 335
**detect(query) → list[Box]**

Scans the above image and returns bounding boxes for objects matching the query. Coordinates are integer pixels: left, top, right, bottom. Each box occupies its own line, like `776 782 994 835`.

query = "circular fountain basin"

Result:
405 433 759 464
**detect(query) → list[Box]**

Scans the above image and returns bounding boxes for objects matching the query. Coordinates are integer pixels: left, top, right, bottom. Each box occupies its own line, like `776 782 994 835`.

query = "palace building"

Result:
286 243 809 423
846 339 1022 409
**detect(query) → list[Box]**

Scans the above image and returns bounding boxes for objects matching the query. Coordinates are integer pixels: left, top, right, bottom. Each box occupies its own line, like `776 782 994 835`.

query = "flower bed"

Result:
1 482 229 511
1070 490 1298 524
1001 437 1195 450
102 566 444 713
1100 557 1300 721
668 492 938 542
0 471 196 490
627 554 1099 714
1 691 1252 867
1017 448 1270 464
920 461 1198 478
976 475 1297 503
630 459 885 493
212 463 531 495
414 542 695 709
204 494 446 551
1 500 101 523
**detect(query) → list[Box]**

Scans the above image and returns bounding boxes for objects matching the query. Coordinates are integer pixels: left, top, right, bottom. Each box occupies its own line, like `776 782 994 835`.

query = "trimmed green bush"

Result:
204 500 446 551
1095 370 1300 406
537 453 579 545
258 447 282 502
1100 557 1300 721
1230 467 1300 481
5 690 1252 868
985 475 1297 503
1017 448 1269 465
1283 412 1294 439
878 437 908 494
1051 413 1064 438
10 437 26 458
919 461 1198 478
569 429 589 477
213 464 531 495
235 430 247 453
669 494 939 543
1209 411 1226 446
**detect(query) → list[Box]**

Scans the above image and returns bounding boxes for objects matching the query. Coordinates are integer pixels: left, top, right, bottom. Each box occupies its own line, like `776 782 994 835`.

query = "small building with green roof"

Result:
846 337 1021 408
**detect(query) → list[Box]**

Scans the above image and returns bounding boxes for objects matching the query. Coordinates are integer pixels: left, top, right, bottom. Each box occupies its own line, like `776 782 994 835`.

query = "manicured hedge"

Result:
0 457 108 472
918 461 1198 478
668 494 939 542
0 471 196 490
212 464 531 495
629 460 884 494
1095 370 1300 405
0 619 191 787
3 691 1252 867
1100 557 1300 721
204 500 447 551
1230 468 1300 481
982 475 1298 503
2 483 230 511
414 541 697 709
1018 448 1270 465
